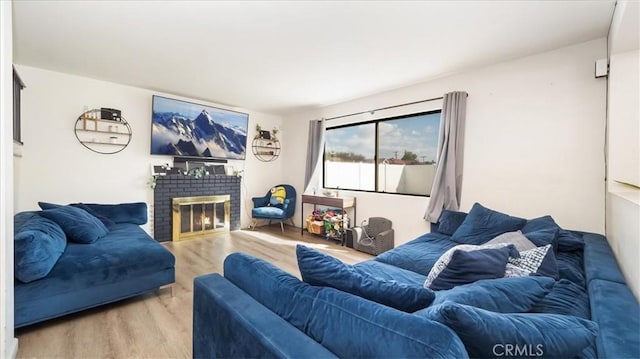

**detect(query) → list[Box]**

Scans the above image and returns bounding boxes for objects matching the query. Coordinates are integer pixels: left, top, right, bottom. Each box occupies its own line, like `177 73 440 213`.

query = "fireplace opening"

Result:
172 195 230 241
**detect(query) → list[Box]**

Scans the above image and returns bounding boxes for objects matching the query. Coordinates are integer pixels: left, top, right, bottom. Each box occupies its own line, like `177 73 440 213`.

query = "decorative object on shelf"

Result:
254 123 279 140
147 162 237 189
187 166 208 179
251 137 280 162
74 108 132 154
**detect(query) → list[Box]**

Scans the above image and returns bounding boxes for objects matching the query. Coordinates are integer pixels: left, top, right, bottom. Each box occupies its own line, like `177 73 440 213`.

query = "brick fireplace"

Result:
153 174 241 242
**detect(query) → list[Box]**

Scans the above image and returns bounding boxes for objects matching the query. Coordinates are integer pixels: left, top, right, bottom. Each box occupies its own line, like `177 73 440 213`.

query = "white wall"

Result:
606 0 639 300
608 49 639 187
14 66 284 230
0 1 18 357
284 38 607 246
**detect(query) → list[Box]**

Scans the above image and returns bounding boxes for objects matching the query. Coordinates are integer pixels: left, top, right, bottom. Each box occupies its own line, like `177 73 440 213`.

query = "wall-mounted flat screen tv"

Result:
150 95 249 160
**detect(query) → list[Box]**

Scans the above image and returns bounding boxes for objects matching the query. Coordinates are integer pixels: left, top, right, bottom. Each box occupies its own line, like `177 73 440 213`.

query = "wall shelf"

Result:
251 138 280 162
74 109 131 154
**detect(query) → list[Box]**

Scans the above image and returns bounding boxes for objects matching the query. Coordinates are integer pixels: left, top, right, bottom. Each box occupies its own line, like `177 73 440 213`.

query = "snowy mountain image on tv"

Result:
151 96 249 159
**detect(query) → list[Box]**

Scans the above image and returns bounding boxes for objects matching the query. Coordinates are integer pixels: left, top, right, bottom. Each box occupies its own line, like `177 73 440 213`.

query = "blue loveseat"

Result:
14 202 175 328
193 206 639 358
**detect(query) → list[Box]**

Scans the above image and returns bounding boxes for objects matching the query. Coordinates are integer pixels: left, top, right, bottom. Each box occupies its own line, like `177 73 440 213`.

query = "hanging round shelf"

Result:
251 137 280 162
74 109 132 154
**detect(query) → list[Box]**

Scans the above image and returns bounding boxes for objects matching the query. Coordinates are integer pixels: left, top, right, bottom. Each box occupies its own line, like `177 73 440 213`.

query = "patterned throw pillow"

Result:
424 243 520 290
507 244 559 279
484 230 536 252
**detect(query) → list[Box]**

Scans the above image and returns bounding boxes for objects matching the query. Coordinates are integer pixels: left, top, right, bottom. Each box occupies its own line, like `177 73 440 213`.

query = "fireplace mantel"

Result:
153 174 241 242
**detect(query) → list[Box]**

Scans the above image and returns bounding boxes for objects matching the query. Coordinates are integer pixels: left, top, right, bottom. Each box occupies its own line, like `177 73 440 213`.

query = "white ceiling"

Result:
13 1 615 115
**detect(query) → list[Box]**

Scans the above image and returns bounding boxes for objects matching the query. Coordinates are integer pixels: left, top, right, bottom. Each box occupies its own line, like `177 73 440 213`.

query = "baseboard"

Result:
7 337 18 358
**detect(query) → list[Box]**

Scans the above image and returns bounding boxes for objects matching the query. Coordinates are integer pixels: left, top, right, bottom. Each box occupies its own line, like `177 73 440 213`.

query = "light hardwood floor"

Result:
15 225 373 358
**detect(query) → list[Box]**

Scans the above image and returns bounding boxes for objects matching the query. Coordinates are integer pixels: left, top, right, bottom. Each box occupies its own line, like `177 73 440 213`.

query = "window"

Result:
13 67 25 144
324 110 441 196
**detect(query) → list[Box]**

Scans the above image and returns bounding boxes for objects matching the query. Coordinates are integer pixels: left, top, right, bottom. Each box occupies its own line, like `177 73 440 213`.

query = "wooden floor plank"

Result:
15 225 372 358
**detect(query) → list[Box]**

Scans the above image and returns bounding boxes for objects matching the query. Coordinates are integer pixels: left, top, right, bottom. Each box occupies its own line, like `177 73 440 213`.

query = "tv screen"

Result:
150 95 249 160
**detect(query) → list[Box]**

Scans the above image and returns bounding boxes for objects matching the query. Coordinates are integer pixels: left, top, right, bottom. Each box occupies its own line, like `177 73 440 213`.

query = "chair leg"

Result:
250 219 257 230
288 218 295 227
280 222 284 233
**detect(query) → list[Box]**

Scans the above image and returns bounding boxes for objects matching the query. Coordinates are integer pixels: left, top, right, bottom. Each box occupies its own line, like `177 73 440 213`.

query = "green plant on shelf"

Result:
147 175 158 189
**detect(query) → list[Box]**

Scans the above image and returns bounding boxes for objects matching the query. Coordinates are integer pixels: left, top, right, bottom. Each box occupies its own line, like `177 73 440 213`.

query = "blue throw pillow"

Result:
530 279 590 319
436 210 468 235
508 244 560 280
420 276 555 314
41 205 109 244
451 203 526 245
424 243 520 290
425 302 598 358
14 215 67 283
296 245 435 312
521 215 561 249
72 204 116 227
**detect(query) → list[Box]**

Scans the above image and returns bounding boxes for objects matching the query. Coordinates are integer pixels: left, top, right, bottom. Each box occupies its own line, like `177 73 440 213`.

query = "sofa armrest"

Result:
82 202 147 225
252 195 270 208
589 279 640 359
193 273 337 359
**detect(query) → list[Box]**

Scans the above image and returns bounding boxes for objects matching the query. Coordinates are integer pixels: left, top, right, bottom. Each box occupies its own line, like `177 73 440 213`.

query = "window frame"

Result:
323 109 442 197
13 66 25 145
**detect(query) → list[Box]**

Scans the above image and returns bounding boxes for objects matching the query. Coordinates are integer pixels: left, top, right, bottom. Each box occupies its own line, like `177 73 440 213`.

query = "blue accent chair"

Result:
251 184 296 232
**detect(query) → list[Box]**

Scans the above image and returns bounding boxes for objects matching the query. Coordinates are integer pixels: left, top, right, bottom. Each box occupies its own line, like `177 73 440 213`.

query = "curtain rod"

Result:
324 96 444 121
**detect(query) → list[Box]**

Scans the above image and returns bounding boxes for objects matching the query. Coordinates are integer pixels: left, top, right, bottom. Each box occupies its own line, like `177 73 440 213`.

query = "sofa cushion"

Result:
420 276 555 314
41 205 108 244
14 223 175 327
252 206 285 219
451 203 526 245
424 302 598 359
296 245 435 312
17 223 174 290
507 244 559 279
375 232 458 276
530 279 590 319
424 243 519 290
556 250 586 286
223 252 468 359
436 210 468 235
557 230 585 252
14 215 67 283
353 260 426 287
484 230 536 251
38 201 116 227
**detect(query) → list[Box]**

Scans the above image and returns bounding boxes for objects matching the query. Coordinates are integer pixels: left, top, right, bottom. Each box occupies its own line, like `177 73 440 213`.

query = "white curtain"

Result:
304 119 325 193
424 91 468 222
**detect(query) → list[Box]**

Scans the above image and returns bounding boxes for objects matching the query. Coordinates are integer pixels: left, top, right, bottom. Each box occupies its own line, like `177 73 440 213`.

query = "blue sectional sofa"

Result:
193 205 639 358
14 202 175 328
